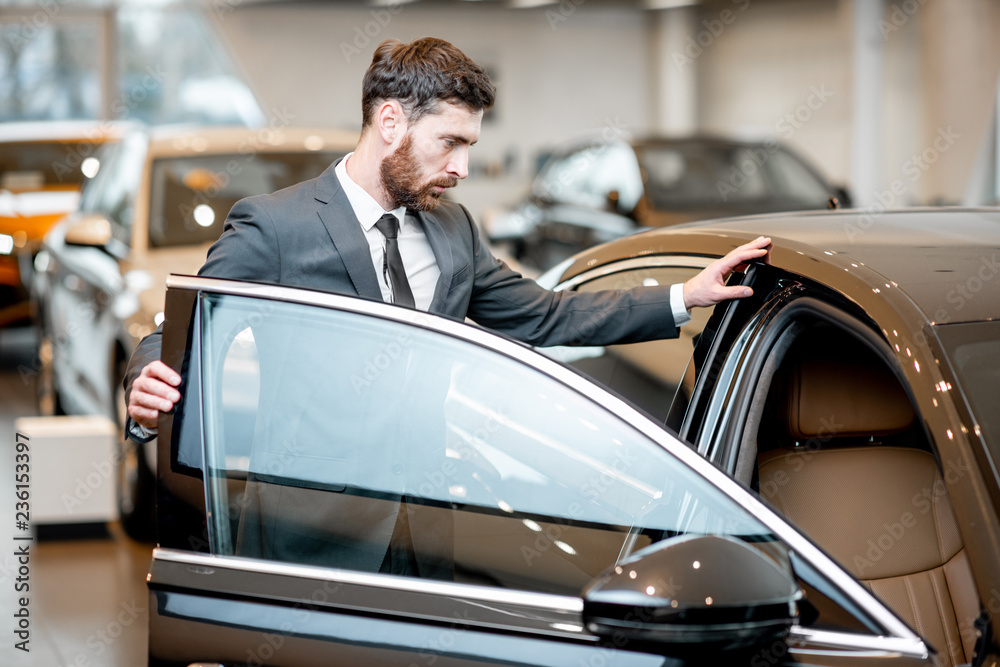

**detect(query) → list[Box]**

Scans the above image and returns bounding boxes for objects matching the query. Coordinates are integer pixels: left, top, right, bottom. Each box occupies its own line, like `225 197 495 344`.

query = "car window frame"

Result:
151 274 930 663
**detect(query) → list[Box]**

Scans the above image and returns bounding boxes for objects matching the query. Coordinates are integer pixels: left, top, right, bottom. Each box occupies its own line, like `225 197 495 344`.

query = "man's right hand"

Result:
127 360 181 430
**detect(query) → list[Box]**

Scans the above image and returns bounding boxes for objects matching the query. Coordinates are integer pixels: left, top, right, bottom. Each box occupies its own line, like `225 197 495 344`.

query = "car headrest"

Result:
777 335 915 440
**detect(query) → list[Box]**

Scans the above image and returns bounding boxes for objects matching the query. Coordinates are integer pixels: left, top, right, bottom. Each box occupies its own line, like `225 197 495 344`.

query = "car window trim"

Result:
787 627 929 658
150 547 588 638
553 256 712 292
167 274 926 647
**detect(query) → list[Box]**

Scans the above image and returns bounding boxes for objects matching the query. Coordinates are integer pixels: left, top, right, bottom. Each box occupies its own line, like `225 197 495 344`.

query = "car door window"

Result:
541 264 712 427
196 291 772 596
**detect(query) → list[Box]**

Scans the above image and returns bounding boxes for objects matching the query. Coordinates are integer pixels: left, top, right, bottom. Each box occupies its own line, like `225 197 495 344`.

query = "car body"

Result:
148 207 998 666
484 135 850 273
0 120 127 325
34 124 356 537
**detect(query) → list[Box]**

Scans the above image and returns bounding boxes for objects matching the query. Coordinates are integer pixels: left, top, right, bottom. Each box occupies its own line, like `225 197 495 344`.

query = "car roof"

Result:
0 120 137 143
144 124 358 156
557 207 1000 325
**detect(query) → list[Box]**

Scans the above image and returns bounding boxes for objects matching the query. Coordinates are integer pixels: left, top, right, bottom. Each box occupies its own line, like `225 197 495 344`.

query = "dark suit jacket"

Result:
125 160 679 576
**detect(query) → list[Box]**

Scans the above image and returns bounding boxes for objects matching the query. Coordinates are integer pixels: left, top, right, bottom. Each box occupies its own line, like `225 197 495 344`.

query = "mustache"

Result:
427 176 458 190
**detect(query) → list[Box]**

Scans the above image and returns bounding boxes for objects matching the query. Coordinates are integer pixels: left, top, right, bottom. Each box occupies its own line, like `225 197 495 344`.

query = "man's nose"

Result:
448 147 469 180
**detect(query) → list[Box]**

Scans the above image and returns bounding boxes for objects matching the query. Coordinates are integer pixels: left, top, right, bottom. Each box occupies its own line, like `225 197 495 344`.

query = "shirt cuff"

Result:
127 419 157 443
669 282 692 327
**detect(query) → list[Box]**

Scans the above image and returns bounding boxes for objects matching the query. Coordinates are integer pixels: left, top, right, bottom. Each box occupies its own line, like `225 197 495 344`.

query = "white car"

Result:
34 124 356 538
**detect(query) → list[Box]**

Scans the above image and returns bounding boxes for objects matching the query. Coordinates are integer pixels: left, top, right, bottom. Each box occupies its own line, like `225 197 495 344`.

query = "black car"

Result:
484 135 850 273
147 208 997 666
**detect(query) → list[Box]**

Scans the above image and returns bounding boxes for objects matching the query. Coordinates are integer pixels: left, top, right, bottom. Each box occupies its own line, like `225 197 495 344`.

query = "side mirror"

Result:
582 534 801 654
64 214 128 259
64 213 112 247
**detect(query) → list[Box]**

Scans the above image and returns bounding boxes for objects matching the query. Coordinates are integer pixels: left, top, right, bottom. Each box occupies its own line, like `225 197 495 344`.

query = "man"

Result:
125 37 769 435
123 38 769 575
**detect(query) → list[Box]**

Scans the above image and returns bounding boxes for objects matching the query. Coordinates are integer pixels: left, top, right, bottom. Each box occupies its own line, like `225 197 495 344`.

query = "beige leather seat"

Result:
758 342 979 666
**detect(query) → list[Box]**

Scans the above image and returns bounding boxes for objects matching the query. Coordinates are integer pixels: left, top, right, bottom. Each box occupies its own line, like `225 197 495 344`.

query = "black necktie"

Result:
374 213 415 308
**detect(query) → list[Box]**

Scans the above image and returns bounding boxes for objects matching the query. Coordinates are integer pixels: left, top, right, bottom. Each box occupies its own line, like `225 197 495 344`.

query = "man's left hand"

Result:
683 236 772 309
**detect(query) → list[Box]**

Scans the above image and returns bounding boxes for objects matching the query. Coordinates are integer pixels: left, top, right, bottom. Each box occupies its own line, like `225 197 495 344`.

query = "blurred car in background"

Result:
0 121 127 326
34 124 356 538
484 134 850 273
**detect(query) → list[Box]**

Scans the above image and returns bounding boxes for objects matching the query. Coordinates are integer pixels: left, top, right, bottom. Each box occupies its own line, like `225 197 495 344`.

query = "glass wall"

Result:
0 0 263 125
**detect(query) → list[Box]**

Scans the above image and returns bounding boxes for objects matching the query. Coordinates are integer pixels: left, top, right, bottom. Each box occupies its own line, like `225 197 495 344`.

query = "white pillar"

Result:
851 0 885 208
650 5 699 136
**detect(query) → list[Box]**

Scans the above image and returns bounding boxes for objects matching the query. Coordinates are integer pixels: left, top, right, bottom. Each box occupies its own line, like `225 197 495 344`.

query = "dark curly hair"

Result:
361 37 496 129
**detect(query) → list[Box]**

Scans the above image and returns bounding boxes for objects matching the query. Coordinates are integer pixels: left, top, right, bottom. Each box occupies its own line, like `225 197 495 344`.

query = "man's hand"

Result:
683 236 771 309
127 360 181 430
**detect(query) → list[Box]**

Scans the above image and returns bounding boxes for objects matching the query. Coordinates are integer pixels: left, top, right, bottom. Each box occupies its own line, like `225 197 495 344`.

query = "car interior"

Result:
745 323 980 667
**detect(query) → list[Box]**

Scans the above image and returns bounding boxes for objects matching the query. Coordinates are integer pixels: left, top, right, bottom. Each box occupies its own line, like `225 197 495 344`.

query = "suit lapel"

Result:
415 209 455 314
314 161 383 300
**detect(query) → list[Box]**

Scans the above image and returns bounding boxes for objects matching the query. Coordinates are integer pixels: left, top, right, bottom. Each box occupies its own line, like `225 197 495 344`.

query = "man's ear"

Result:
375 100 407 147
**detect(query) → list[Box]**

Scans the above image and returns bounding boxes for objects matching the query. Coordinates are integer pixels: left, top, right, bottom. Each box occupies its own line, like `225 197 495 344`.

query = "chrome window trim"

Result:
151 548 584 616
166 274 924 645
553 256 712 292
788 627 929 659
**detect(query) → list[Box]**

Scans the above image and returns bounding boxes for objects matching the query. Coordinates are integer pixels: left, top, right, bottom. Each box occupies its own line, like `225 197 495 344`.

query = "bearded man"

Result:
126 36 768 440
124 38 768 535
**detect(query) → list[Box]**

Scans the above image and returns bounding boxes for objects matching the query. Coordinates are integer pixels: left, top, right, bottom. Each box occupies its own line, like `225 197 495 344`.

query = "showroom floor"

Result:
0 326 150 666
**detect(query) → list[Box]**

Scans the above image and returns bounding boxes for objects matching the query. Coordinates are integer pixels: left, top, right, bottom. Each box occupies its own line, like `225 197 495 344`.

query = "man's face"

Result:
380 101 483 211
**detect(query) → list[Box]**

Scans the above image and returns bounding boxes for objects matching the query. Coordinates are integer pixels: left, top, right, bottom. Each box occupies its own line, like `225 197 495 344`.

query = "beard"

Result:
380 134 457 212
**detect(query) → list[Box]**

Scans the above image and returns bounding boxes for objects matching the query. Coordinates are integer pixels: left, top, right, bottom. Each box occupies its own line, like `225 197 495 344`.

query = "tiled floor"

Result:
0 326 150 666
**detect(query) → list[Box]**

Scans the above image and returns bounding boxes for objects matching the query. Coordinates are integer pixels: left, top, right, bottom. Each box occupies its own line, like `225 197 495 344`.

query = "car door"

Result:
147 275 932 667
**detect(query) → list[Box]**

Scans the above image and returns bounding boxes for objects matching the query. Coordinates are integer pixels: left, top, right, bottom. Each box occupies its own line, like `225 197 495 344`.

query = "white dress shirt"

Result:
127 156 690 441
335 153 690 324
335 154 440 311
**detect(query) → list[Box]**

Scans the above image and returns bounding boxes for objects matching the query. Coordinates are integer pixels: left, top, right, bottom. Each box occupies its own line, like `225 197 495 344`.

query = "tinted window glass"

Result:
764 149 830 202
936 321 1000 459
197 293 772 596
637 143 829 210
0 139 106 189
148 151 342 248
